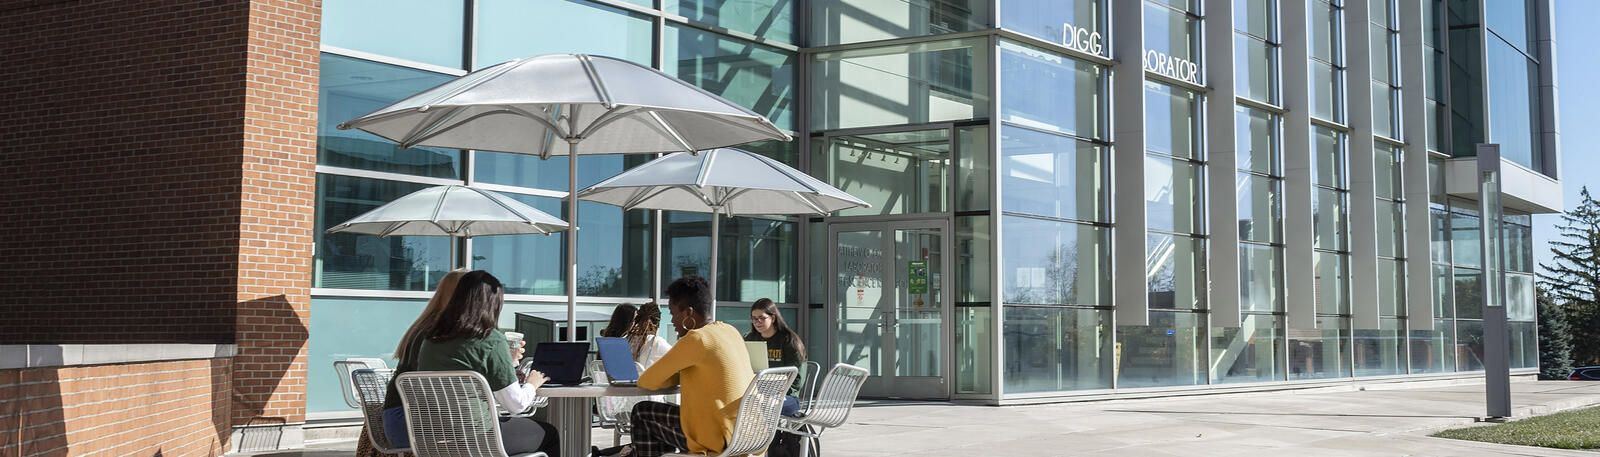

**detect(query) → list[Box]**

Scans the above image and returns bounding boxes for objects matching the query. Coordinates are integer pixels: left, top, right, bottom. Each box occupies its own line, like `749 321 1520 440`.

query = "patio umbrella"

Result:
324 185 568 269
337 54 792 337
576 148 868 310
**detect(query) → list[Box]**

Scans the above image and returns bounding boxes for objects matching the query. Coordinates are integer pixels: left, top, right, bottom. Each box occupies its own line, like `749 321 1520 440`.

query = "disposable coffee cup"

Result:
505 332 524 352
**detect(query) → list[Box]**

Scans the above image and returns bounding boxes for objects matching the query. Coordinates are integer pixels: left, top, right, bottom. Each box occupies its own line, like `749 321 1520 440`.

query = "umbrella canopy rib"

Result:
649 111 697 153
578 55 614 108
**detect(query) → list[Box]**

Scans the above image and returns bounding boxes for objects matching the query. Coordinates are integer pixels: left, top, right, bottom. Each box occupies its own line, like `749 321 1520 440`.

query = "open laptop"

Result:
745 341 770 373
595 337 640 386
528 341 589 386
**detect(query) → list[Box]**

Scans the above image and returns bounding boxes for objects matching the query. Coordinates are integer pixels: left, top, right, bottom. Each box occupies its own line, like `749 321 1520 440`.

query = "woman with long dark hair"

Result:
600 303 638 338
745 297 806 416
382 270 560 456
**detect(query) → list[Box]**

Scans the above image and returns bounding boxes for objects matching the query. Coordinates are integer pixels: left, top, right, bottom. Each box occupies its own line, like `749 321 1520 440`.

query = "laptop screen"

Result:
530 342 589 385
595 337 639 381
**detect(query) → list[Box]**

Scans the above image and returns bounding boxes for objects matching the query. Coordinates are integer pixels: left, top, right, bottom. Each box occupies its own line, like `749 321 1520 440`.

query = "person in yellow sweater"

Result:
598 275 753 457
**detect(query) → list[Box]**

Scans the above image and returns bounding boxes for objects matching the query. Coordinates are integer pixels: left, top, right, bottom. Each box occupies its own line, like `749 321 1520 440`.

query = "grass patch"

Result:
1432 406 1600 449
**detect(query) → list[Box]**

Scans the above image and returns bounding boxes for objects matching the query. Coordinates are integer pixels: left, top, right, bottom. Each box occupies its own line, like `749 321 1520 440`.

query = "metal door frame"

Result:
826 218 954 399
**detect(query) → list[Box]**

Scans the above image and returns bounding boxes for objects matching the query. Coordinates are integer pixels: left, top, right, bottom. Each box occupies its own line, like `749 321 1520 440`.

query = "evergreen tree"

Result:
1539 186 1600 368
1537 290 1573 379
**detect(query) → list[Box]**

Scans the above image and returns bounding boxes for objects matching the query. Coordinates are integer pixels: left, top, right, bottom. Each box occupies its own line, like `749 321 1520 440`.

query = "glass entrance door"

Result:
829 220 950 399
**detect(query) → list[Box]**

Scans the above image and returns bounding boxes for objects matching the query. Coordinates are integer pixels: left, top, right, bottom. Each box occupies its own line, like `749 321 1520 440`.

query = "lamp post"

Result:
1477 143 1511 418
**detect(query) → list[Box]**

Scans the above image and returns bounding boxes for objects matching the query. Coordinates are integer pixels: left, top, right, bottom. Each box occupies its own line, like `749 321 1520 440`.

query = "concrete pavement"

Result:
248 379 1600 456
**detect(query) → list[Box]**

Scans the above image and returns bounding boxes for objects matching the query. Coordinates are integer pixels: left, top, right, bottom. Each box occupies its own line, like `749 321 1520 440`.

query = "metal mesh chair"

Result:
665 366 797 457
799 360 823 403
590 359 648 445
335 358 389 409
351 368 410 456
779 363 868 457
395 371 547 457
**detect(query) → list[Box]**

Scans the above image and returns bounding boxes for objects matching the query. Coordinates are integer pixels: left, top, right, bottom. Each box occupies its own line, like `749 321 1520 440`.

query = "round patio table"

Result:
538 384 679 457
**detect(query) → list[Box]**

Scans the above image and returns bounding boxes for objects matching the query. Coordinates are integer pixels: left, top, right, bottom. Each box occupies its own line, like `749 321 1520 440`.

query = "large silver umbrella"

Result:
337 54 792 337
577 148 868 309
325 185 568 269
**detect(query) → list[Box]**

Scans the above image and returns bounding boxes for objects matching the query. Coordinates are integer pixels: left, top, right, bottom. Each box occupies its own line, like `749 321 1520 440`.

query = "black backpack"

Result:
767 425 820 457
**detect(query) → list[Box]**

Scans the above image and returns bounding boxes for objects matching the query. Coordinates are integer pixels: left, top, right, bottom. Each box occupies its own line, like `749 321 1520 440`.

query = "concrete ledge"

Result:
0 343 237 369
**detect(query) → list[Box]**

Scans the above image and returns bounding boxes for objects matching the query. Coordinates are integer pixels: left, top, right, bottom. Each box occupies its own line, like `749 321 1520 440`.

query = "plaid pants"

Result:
629 400 688 457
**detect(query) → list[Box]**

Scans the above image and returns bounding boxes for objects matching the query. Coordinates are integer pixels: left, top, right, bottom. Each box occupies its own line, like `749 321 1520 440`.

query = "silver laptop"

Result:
745 341 770 372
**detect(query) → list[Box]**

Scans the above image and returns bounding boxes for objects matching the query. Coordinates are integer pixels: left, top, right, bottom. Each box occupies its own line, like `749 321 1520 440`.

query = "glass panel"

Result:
1353 317 1405 376
1454 268 1482 320
1370 25 1394 84
1000 125 1108 222
575 202 654 298
1368 0 1393 27
1234 34 1278 104
1314 251 1350 314
1147 233 1206 310
666 24 798 131
1486 38 1541 170
1506 221 1533 273
827 128 950 216
1003 306 1112 392
1311 61 1342 122
1427 98 1444 152
318 54 460 178
475 0 652 69
307 296 428 412
1309 0 1340 64
473 194 564 295
1235 105 1279 174
836 229 886 376
1377 259 1405 316
668 0 796 43
1485 0 1534 54
1312 126 1345 188
1374 143 1402 199
955 125 992 212
813 38 990 130
1239 243 1285 312
473 153 647 191
1001 217 1110 306
1233 0 1274 40
1507 273 1535 321
814 0 988 46
1150 0 1196 13
322 0 463 68
955 306 993 394
1433 264 1455 319
1376 199 1404 258
663 213 797 303
1457 319 1485 371
1314 188 1348 251
1210 314 1286 384
1410 318 1455 373
1289 316 1351 379
809 220 825 305
1145 155 1206 234
1237 173 1283 244
955 216 992 303
894 227 942 377
999 41 1108 139
313 174 450 291
1144 2 1201 83
1117 312 1206 388
1450 209 1481 267
1144 82 1202 159
1000 0 1107 56
1509 321 1538 369
1372 83 1397 139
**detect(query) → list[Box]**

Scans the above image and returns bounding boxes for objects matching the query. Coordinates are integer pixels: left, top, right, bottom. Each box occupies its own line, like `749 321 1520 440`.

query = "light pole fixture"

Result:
1477 143 1511 418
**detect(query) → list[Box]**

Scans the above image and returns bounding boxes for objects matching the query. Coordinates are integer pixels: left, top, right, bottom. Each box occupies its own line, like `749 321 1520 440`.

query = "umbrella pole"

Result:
709 209 719 321
449 237 457 270
567 142 579 342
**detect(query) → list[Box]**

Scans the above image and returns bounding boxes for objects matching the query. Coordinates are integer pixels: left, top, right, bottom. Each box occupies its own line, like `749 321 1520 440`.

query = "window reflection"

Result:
1000 125 1107 222
1289 316 1350 380
1147 233 1206 310
1000 216 1109 306
474 0 653 69
814 0 986 46
812 38 989 131
1002 306 1112 392
313 175 451 291
1353 318 1405 376
999 41 1107 140
1210 315 1286 384
670 0 796 43
668 24 797 131
1117 312 1206 388
318 54 460 178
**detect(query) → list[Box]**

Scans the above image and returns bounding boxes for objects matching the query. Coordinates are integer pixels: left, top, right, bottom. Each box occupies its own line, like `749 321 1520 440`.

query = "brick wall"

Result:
0 0 321 453
0 359 234 457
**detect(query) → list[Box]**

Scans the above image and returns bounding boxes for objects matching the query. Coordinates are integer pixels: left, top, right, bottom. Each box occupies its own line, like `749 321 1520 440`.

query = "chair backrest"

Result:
719 367 798 457
395 371 509 457
335 358 387 409
350 368 408 454
800 360 823 402
804 363 868 429
588 359 608 383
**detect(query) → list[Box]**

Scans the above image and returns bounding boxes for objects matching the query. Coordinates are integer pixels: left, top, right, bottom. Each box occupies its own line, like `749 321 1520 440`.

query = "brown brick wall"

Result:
0 359 234 457
0 0 321 451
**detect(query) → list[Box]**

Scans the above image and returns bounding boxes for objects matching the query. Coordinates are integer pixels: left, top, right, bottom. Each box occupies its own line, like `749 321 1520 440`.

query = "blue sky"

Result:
1532 1 1599 274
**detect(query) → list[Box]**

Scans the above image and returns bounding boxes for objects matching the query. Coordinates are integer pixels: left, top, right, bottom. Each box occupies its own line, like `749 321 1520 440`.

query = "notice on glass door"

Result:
907 260 928 295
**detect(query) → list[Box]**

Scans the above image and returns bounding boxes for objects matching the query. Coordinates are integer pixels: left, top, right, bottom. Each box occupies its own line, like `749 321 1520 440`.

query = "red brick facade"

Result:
0 0 320 454
1 359 234 456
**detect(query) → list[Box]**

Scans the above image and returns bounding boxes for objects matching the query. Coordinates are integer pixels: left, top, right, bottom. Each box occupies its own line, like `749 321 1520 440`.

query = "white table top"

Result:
537 384 679 398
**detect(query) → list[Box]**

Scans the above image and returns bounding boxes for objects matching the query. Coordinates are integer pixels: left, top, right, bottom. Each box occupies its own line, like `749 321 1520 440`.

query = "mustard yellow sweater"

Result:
637 321 754 455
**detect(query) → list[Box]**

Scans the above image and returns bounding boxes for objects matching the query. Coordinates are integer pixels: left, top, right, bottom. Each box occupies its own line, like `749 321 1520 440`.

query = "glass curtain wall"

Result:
1124 0 1208 389
1352 0 1407 377
309 0 801 414
1294 0 1354 381
1215 0 1286 385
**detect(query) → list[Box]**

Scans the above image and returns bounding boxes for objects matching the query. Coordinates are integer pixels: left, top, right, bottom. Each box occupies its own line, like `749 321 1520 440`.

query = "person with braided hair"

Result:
625 302 673 369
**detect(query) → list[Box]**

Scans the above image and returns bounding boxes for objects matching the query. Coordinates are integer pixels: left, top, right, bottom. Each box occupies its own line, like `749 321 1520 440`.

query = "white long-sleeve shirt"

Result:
493 379 539 414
